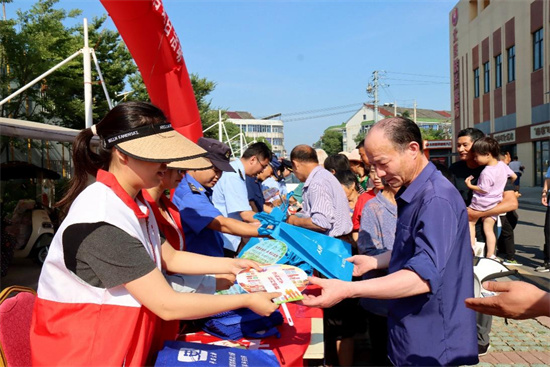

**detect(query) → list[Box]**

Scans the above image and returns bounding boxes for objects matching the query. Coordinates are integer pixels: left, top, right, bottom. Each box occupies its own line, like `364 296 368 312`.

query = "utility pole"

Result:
366 70 386 124
413 99 417 123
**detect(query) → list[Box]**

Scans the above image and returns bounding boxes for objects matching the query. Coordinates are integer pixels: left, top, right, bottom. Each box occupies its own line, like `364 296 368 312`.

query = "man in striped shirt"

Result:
287 144 356 366
287 144 352 237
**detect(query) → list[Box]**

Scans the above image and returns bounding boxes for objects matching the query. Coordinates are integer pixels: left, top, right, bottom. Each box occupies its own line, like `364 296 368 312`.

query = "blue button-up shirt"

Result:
172 174 225 257
388 162 478 366
212 159 252 251
302 166 352 237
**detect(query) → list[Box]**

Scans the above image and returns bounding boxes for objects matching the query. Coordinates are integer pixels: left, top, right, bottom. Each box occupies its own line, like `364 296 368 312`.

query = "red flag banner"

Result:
100 0 203 142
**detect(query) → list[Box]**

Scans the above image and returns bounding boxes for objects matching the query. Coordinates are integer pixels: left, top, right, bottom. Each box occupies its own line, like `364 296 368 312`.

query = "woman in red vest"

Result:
30 102 279 366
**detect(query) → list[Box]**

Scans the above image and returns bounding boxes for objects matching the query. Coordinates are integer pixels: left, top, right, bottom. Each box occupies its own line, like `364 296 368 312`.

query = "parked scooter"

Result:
5 199 54 265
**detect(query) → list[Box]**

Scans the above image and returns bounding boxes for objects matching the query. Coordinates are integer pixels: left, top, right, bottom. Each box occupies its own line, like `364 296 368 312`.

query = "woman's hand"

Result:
215 274 236 291
229 258 263 275
247 292 281 316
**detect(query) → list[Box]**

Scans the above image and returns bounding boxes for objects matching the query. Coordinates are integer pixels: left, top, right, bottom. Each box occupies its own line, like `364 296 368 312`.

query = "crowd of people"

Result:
29 102 549 366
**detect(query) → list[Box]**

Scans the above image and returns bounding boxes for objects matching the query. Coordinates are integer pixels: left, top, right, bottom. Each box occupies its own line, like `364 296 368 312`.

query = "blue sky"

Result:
6 0 456 153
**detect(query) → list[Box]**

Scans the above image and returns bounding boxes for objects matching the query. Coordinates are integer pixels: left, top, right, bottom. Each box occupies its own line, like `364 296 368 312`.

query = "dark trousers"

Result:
544 204 550 263
497 211 518 260
477 312 492 346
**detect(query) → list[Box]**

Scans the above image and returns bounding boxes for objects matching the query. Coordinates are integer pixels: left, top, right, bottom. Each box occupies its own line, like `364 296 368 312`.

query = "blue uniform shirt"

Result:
172 174 225 257
388 162 478 366
212 159 252 252
246 176 264 211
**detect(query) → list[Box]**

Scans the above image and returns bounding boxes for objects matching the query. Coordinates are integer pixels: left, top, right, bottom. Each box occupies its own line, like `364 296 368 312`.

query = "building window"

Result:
533 28 543 71
474 68 480 98
495 54 502 88
362 114 367 120
483 61 490 93
507 46 515 82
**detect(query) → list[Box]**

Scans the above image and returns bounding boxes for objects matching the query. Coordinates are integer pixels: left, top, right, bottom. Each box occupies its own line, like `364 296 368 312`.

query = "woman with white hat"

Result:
30 102 279 366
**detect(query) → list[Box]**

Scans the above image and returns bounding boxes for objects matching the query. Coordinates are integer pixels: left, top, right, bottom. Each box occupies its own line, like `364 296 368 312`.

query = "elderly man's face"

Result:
364 128 415 188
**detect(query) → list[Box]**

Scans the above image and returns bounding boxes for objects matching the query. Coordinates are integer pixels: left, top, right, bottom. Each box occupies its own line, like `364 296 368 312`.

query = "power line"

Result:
284 109 361 122
273 102 365 117
386 71 448 79
385 77 449 84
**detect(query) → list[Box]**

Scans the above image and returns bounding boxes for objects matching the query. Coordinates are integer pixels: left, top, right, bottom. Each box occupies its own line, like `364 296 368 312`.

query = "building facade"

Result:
226 111 285 157
450 0 550 187
341 104 451 152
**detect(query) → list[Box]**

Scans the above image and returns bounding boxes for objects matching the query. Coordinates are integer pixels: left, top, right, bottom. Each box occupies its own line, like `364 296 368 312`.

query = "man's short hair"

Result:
291 144 318 164
373 117 423 152
356 138 365 150
471 137 501 158
457 127 485 142
241 142 272 161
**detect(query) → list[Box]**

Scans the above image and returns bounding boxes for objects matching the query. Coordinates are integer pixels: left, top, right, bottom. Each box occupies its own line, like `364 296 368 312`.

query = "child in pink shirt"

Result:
465 137 517 259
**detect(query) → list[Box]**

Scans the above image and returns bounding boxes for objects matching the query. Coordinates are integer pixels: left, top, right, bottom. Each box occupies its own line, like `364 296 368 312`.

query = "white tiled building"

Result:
226 111 285 157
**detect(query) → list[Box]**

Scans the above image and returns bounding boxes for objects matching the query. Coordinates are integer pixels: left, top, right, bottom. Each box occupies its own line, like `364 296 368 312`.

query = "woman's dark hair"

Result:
56 101 168 211
335 170 359 192
470 136 501 158
324 154 350 175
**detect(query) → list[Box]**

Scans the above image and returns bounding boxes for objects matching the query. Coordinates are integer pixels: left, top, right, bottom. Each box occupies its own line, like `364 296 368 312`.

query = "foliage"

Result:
320 129 343 156
354 131 366 145
0 0 135 129
401 110 411 118
255 136 272 152
421 127 450 140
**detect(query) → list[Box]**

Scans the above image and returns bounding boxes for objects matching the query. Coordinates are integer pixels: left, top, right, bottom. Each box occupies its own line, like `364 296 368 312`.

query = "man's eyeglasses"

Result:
256 156 268 171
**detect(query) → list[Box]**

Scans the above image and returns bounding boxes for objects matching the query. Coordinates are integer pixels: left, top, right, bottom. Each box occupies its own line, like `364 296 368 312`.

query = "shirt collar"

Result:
231 159 246 181
304 165 323 188
395 162 435 204
185 173 207 193
96 169 149 219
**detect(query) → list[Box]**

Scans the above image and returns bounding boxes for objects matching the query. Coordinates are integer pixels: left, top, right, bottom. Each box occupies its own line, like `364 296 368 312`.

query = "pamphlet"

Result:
236 264 308 304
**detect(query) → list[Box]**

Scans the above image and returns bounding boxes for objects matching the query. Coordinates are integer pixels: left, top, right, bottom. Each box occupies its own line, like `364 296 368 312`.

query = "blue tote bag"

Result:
254 209 353 281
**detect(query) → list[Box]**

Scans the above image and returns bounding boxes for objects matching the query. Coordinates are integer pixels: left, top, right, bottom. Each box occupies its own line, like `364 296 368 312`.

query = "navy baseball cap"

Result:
197 137 235 172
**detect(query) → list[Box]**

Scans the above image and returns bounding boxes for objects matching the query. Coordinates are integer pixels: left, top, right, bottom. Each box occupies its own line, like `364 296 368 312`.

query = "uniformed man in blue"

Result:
172 138 262 257
212 142 272 255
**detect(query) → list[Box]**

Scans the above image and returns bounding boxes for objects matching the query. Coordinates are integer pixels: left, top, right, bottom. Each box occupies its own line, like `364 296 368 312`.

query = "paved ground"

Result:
475 186 550 367
2 186 549 366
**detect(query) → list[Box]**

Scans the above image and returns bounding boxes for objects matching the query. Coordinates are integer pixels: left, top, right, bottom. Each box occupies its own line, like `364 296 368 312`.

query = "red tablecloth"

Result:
178 303 322 367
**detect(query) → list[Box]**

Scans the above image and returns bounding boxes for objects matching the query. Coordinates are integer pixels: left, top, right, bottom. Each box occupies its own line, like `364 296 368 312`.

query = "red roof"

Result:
226 111 242 119
435 110 451 118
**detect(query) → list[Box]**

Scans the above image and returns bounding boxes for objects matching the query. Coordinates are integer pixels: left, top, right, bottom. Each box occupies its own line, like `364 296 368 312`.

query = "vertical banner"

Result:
100 0 203 142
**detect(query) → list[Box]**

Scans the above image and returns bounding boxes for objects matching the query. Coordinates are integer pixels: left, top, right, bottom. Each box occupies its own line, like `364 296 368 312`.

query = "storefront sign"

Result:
493 130 516 144
452 7 460 119
531 122 550 139
424 140 452 149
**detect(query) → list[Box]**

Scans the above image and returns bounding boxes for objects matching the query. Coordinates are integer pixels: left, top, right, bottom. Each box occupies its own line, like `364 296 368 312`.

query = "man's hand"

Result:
465 281 550 320
300 276 351 308
347 255 377 277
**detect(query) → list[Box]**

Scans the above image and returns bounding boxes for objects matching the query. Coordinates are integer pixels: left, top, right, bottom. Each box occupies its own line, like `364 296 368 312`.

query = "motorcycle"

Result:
4 199 54 265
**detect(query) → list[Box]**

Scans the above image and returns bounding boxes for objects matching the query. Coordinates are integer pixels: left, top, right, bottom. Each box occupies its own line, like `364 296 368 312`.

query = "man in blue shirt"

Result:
172 138 261 257
212 142 271 254
302 117 478 366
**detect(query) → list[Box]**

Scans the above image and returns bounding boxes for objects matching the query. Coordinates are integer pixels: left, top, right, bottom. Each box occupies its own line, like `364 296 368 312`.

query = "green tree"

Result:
401 110 411 119
421 127 450 140
255 136 272 152
0 0 135 129
320 129 343 156
354 131 366 145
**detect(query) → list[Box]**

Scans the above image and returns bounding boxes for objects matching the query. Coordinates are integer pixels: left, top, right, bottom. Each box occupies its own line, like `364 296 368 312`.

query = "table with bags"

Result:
156 208 353 367
155 302 323 367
